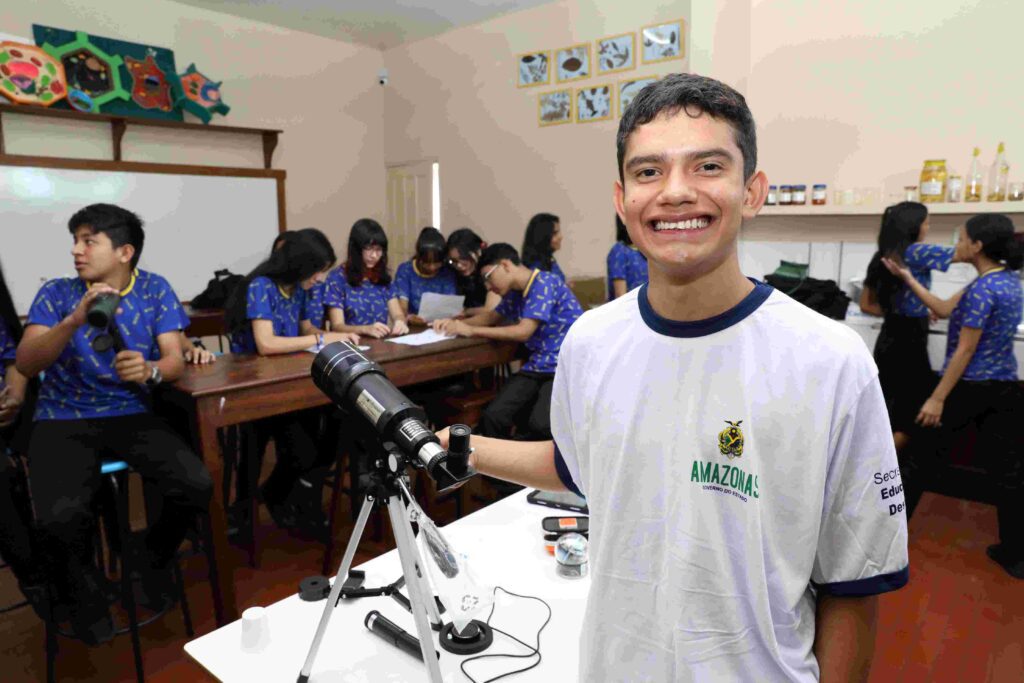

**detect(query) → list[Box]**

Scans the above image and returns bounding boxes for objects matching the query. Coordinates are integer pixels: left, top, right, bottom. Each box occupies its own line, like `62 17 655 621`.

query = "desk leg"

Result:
194 403 239 624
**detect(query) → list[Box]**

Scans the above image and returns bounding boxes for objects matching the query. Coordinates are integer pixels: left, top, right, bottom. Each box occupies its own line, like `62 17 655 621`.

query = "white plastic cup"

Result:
240 606 271 652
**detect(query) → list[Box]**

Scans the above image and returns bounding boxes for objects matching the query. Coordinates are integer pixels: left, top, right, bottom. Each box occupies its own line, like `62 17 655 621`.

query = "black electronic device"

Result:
527 488 588 514
364 610 439 661
311 342 475 491
541 516 589 534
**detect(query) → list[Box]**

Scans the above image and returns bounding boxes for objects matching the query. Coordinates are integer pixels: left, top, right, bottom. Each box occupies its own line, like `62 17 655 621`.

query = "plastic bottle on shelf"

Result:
966 147 983 202
987 142 1009 202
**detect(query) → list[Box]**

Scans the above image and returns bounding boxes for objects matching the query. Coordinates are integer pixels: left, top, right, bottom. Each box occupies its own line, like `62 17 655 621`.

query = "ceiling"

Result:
170 0 561 49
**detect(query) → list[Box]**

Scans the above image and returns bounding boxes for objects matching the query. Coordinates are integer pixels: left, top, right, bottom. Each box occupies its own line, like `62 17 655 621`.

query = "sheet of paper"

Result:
416 293 465 322
385 329 454 347
305 344 371 353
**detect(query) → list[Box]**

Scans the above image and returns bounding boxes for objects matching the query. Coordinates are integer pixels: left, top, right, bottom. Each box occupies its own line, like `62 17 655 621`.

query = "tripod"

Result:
297 441 445 683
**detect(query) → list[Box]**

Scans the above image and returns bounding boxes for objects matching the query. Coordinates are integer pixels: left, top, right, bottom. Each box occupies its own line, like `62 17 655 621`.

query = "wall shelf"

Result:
759 202 1024 217
0 102 282 169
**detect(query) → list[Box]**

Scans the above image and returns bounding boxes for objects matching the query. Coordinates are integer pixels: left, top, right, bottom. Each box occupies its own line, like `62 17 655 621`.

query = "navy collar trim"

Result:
638 278 773 338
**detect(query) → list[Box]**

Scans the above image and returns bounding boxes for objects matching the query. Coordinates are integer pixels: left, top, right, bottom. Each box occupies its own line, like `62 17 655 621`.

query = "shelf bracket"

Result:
111 119 127 162
262 131 278 169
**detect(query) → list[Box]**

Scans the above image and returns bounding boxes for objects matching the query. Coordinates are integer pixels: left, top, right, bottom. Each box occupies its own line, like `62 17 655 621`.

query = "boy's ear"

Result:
117 244 136 265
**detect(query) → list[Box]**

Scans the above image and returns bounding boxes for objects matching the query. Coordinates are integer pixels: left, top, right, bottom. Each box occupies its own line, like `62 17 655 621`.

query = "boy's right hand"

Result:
361 323 391 339
67 284 119 328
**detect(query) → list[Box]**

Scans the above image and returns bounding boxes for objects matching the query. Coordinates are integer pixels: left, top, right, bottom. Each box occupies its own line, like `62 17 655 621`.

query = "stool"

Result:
44 460 201 683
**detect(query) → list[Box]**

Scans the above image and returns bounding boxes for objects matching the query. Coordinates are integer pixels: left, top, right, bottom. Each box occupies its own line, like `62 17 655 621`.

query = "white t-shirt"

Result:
551 282 909 682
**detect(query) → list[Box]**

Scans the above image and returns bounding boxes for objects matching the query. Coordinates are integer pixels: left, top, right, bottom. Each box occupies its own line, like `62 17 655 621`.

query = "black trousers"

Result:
0 446 37 586
27 413 213 599
902 380 1024 555
475 371 554 441
246 408 328 504
874 314 937 434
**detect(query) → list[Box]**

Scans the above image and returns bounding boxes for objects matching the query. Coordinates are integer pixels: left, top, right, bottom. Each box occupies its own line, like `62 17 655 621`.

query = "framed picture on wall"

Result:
575 85 613 123
538 89 573 126
517 51 551 88
641 19 685 64
596 32 636 75
555 43 591 83
618 76 659 117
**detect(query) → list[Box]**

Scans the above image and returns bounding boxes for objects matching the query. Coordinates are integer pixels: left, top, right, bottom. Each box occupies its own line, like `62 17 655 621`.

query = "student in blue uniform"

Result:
884 213 1024 579
521 212 566 282
861 202 952 453
606 214 648 300
325 218 409 338
446 227 501 316
434 243 583 440
225 229 357 536
15 204 213 644
395 227 458 324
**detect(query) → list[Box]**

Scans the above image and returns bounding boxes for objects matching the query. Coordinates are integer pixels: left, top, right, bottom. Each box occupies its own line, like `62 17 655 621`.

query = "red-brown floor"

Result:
1 491 1022 682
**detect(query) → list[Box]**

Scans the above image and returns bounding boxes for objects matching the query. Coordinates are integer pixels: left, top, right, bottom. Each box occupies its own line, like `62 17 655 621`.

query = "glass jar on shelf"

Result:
1008 182 1024 201
904 185 919 202
791 184 808 205
779 185 793 205
766 185 778 205
919 159 947 202
946 174 964 202
811 184 827 205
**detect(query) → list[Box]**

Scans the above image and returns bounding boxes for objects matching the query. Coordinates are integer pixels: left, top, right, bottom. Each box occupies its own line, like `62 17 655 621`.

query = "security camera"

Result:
378 68 389 86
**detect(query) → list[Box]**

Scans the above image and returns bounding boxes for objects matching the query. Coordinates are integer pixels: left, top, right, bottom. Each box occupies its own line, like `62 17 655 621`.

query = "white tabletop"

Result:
184 490 589 682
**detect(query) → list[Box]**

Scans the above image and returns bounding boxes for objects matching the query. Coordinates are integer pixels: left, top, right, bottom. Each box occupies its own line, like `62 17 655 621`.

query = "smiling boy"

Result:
437 74 908 681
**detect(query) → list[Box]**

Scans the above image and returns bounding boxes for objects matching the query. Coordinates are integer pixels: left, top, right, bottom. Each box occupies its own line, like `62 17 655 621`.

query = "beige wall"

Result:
383 0 691 278
0 0 386 252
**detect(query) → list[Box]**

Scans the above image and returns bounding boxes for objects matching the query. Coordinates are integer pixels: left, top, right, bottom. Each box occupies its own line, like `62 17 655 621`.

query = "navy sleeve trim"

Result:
553 442 584 498
813 565 909 597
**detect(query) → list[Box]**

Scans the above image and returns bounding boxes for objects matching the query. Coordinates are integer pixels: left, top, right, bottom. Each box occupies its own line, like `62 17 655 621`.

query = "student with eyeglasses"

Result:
445 227 501 317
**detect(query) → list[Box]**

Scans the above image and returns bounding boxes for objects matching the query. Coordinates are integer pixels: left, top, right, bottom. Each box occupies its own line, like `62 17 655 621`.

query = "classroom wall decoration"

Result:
596 33 635 75
517 51 550 88
641 20 685 64
172 64 230 124
0 42 67 107
125 54 174 112
538 89 573 126
555 43 591 83
576 86 612 123
32 25 183 121
618 76 659 117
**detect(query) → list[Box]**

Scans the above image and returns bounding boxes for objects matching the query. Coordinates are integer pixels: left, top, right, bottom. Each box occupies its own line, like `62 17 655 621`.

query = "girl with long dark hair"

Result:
861 202 952 452
606 214 648 300
884 214 1024 578
395 227 457 325
447 227 501 316
324 218 408 338
225 229 357 536
521 212 566 281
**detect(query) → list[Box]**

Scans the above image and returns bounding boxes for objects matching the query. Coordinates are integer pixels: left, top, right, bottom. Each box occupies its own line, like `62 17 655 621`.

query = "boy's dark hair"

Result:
415 227 447 263
615 214 632 246
225 228 336 333
966 213 1023 271
617 73 757 182
446 227 485 262
521 213 559 271
864 202 929 313
346 218 391 287
478 243 521 270
68 203 145 268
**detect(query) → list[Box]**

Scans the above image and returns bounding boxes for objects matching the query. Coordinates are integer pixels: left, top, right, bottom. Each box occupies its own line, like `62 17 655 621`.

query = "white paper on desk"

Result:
416 293 465 322
385 329 453 346
304 344 371 353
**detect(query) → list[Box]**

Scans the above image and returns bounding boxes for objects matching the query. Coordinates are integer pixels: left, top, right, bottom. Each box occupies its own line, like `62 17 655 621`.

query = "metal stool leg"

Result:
172 560 194 637
110 471 145 683
199 512 225 626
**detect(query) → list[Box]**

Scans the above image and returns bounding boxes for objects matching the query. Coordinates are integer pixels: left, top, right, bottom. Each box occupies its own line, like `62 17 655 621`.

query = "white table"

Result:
185 490 589 682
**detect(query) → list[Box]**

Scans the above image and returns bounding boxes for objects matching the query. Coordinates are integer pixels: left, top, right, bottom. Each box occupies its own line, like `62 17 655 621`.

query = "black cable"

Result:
459 586 552 683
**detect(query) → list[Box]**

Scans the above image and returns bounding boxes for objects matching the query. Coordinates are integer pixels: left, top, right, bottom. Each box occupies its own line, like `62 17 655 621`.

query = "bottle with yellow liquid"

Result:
987 142 1009 202
965 147 983 202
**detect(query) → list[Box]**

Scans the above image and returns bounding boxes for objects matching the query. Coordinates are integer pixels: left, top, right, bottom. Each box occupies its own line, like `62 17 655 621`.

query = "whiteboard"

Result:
0 165 281 315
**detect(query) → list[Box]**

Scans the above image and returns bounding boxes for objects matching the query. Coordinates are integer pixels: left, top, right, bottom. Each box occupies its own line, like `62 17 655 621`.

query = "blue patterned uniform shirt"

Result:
27 271 186 421
324 266 396 326
230 276 309 354
895 244 953 317
494 270 583 374
394 261 458 314
525 259 566 283
945 269 1022 381
606 242 649 299
303 281 327 329
0 316 15 393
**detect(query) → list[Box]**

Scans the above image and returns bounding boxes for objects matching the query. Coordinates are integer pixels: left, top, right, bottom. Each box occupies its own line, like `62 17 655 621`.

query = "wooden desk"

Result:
183 304 226 338
165 336 517 624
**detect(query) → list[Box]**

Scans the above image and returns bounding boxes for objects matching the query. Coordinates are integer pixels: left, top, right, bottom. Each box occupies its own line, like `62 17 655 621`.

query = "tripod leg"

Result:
296 497 374 683
393 487 443 628
387 497 444 682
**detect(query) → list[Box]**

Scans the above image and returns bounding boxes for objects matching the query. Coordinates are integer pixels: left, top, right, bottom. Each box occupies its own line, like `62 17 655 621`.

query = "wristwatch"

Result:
145 363 163 386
